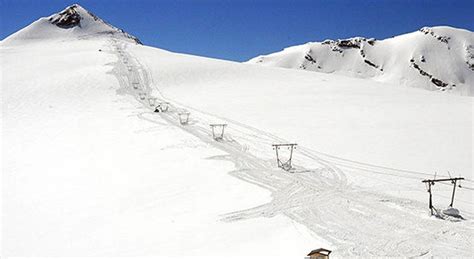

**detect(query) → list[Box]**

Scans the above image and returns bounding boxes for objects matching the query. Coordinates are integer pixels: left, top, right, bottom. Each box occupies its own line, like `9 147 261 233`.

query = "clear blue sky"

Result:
1 0 473 61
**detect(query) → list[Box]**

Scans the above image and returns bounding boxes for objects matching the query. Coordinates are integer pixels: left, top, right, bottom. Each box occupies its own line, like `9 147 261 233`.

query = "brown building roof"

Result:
307 248 332 256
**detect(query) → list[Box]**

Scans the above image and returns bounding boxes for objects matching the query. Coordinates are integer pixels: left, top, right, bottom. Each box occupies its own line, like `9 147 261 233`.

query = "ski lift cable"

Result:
336 164 474 189
436 181 474 191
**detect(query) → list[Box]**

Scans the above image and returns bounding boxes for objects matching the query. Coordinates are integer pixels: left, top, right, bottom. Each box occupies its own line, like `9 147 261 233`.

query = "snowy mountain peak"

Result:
248 26 474 95
2 4 141 45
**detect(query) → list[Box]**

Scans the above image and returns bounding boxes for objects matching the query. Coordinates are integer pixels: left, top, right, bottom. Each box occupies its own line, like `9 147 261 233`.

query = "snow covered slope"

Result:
248 27 474 95
2 38 321 256
1 5 319 257
1 4 141 45
2 4 474 258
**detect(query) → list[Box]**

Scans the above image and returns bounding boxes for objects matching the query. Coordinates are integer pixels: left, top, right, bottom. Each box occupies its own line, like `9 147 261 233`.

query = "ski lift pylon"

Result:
272 143 297 171
178 112 190 125
210 124 227 141
421 176 465 216
154 102 170 113
148 97 157 106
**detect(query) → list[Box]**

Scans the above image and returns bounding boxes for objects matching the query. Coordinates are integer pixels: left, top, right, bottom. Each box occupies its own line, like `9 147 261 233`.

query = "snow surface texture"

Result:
2 4 474 258
247 27 474 96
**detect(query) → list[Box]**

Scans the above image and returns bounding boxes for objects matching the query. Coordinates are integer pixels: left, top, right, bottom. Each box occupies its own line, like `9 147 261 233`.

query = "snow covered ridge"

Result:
247 26 474 95
1 4 141 45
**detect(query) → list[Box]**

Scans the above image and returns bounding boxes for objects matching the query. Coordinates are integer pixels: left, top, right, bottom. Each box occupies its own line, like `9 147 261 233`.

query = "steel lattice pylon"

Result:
148 97 157 107
422 176 464 216
178 112 190 125
210 124 227 141
154 102 170 112
272 143 297 171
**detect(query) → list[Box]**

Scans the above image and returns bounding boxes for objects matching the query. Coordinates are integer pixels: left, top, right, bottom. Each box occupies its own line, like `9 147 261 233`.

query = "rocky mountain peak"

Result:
48 4 83 28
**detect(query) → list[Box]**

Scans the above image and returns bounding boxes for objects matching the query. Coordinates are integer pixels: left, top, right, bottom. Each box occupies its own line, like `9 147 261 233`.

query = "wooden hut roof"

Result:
307 248 332 256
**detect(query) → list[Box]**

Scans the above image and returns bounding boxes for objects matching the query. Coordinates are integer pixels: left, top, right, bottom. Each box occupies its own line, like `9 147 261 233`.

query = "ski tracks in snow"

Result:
106 38 474 257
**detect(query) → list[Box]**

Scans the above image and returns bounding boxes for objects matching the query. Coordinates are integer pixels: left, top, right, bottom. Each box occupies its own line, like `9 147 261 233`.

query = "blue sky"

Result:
1 0 473 61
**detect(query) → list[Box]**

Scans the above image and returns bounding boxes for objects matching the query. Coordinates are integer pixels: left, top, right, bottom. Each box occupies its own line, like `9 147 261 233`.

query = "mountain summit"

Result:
2 4 141 44
248 26 474 95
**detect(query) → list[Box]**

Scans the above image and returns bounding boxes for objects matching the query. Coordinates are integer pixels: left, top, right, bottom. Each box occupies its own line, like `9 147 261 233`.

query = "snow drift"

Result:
248 27 474 95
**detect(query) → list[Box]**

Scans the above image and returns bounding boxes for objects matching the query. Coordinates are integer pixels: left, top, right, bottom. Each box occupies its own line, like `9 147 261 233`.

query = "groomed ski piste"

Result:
2 4 473 258
110 38 474 258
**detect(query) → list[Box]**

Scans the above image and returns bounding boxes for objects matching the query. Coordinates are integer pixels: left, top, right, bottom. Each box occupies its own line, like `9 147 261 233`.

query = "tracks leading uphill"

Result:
106 38 474 257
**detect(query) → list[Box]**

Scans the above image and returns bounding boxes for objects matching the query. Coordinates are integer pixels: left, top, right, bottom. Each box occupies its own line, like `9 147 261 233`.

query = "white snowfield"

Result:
1 4 473 258
247 26 474 96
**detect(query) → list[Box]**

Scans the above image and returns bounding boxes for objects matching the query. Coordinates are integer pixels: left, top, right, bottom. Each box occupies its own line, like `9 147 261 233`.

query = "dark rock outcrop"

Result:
338 39 360 49
49 5 82 28
322 37 377 52
304 53 316 64
410 60 453 90
466 45 474 71
420 27 450 44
